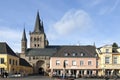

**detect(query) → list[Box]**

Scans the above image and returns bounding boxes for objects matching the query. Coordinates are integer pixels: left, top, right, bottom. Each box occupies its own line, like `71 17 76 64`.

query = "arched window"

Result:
37 37 39 41
34 38 36 41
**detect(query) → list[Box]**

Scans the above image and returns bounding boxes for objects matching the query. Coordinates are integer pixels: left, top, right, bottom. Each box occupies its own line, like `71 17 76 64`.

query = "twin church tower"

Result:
21 12 49 53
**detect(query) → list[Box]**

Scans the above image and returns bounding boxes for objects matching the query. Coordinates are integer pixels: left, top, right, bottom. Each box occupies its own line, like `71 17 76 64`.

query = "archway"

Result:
36 60 45 75
39 67 44 74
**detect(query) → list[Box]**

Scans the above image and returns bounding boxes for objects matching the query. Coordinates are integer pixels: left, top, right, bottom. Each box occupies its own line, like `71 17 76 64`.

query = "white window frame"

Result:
88 60 92 65
80 61 84 66
72 60 76 66
56 60 60 65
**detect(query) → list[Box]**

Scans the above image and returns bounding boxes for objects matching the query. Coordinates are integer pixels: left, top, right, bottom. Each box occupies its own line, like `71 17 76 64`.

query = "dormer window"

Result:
72 53 77 56
80 53 84 56
65 53 69 56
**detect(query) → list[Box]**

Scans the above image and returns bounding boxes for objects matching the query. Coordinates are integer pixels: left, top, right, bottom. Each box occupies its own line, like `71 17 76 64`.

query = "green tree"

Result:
112 42 118 48
112 42 118 53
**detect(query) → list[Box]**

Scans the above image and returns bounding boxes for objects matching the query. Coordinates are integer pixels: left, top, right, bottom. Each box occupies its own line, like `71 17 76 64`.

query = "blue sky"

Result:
0 0 120 52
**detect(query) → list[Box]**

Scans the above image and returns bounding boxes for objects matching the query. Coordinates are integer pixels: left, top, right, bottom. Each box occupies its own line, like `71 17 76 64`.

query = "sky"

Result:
0 0 120 52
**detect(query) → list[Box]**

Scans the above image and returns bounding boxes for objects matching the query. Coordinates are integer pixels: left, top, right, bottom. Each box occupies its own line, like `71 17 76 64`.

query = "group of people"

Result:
1 72 8 78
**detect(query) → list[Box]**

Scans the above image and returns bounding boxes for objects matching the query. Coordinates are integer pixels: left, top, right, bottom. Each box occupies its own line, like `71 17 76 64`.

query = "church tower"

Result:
30 12 49 48
21 28 27 53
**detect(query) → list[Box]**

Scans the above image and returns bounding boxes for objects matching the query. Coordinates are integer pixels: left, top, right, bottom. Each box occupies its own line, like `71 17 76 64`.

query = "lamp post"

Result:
63 60 66 79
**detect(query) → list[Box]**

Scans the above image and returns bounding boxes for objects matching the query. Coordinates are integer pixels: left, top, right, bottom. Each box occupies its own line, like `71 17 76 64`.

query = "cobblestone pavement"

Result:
0 75 120 80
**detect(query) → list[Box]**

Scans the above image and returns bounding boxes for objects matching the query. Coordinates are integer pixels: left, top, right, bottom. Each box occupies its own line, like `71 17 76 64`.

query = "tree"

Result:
112 42 118 48
112 42 118 53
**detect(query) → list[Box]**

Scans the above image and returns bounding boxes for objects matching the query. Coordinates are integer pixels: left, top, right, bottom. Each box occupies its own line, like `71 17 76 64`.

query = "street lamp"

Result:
63 60 66 79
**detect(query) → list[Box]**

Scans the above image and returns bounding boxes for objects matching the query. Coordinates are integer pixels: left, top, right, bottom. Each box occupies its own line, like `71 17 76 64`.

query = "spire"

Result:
33 11 44 33
22 28 27 41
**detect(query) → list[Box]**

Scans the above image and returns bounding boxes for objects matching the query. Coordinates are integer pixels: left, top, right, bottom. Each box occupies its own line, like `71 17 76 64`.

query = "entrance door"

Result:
39 67 44 75
36 60 45 74
71 70 76 77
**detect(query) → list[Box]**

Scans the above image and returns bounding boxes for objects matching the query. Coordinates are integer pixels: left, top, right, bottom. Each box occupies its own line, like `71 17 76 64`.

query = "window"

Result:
64 60 68 66
0 58 4 64
56 60 60 65
80 53 84 56
13 60 14 65
34 38 36 41
80 61 84 66
106 49 109 53
9 59 12 64
72 60 76 66
33 56 35 60
29 57 31 61
16 60 18 65
38 44 39 47
105 57 110 64
34 44 36 47
113 56 117 64
88 61 92 65
37 38 39 41
72 53 77 56
65 53 69 56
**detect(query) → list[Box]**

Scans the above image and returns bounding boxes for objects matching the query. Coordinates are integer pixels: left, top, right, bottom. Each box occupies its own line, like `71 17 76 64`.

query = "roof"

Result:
21 28 27 41
53 45 97 58
31 11 44 34
26 45 97 58
19 58 32 67
0 42 18 57
26 47 57 56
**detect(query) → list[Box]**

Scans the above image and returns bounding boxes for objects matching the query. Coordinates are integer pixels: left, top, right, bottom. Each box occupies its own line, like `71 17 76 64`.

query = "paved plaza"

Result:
0 75 120 80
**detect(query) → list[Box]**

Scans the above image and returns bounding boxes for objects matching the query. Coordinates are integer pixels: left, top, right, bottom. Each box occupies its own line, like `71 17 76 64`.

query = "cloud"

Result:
0 27 22 52
47 9 93 40
90 0 103 6
99 0 119 15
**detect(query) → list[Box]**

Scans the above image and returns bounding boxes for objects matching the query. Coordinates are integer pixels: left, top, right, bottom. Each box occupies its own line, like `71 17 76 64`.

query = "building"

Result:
97 45 120 76
50 46 98 77
0 42 33 76
20 11 54 75
20 12 99 76
0 42 19 75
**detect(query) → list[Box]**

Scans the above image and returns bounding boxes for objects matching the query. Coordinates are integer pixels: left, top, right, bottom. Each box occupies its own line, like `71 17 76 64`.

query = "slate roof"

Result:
21 28 27 41
19 58 32 67
32 11 44 34
26 45 97 58
26 47 57 56
0 42 18 57
53 45 97 58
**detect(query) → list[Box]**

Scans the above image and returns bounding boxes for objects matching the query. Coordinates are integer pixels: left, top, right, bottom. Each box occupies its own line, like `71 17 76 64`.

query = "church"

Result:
20 11 98 76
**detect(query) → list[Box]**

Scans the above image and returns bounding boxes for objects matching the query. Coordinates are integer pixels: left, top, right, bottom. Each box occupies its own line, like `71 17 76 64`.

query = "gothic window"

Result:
34 44 36 47
37 37 39 41
38 44 39 47
34 38 36 41
39 37 42 41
